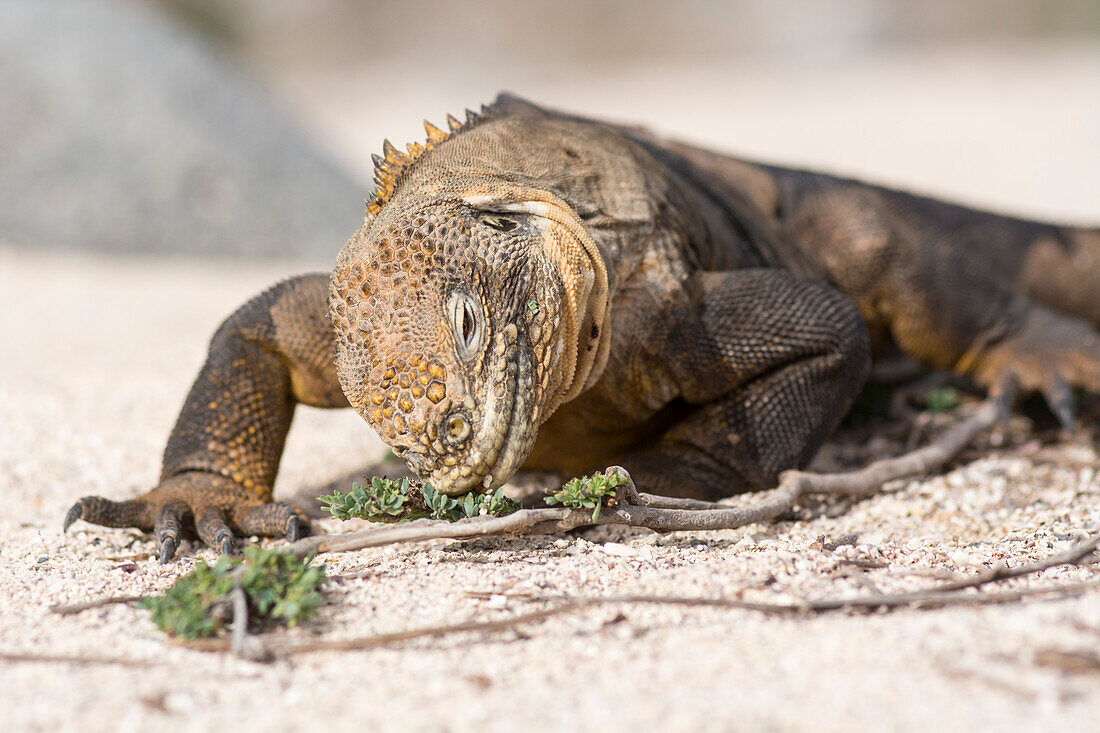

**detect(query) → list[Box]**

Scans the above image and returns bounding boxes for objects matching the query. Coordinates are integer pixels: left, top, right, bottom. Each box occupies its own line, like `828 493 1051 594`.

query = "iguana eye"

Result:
446 290 484 359
480 214 518 232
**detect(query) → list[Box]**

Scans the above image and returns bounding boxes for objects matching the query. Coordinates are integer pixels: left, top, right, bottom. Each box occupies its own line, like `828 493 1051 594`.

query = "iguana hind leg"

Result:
617 269 871 500
789 185 1100 431
65 273 348 561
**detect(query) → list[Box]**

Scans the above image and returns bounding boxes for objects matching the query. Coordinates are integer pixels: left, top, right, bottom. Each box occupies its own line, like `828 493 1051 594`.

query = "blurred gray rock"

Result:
0 0 364 258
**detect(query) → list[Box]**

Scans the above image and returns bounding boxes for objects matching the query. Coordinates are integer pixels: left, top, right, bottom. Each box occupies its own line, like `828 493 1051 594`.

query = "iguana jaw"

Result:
424 323 537 494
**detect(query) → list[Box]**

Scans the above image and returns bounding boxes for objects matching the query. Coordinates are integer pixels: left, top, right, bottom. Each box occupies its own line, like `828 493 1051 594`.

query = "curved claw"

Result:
285 515 302 543
1041 374 1077 435
989 372 1020 425
62 502 83 533
158 536 178 564
219 535 235 556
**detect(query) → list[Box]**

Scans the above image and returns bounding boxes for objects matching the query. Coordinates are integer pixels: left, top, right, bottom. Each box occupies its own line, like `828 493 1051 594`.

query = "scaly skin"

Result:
67 94 1100 559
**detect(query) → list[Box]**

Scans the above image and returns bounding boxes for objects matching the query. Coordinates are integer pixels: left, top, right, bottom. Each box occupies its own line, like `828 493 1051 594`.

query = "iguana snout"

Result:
329 199 560 494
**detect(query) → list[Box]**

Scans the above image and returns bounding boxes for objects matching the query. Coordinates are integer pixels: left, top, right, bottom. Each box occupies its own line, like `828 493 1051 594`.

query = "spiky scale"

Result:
446 113 462 132
465 109 479 125
382 139 405 164
424 120 448 144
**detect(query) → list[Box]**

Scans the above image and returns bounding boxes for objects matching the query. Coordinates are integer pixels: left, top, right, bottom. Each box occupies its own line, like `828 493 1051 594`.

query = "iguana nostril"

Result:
445 413 471 445
393 446 424 472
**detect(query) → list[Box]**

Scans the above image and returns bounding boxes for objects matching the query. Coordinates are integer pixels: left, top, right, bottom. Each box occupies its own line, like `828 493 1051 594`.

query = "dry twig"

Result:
290 400 1000 557
467 578 1100 615
0 651 153 666
178 601 583 655
462 521 1100 615
50 595 145 615
175 554 1100 660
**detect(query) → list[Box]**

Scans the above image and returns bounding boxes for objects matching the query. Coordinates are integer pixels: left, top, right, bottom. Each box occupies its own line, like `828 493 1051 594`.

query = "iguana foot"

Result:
967 305 1100 433
63 473 308 562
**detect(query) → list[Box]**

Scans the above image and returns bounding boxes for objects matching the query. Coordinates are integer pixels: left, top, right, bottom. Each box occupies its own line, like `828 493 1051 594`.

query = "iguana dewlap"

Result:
66 94 1100 560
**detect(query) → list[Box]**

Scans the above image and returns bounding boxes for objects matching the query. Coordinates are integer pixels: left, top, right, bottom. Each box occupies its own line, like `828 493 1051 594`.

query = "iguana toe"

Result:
63 495 151 532
988 372 1020 425
154 500 187 563
196 507 235 555
285 515 302 543
62 502 82 533
234 502 308 541
1040 373 1077 434
158 537 177 564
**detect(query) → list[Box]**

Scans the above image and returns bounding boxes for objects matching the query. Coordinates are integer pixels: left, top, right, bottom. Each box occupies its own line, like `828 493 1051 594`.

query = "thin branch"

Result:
462 525 1100 615
634 493 728 510
931 534 1100 592
225 584 273 662
50 595 145 615
178 601 583 655
0 651 153 667
1033 648 1100 675
286 601 583 654
468 578 1100 615
788 400 999 497
172 577 1100 662
291 401 1000 556
229 585 249 658
288 508 591 558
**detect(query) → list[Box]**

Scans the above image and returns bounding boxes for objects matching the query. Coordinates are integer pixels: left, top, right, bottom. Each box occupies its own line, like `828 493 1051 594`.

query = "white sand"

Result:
4 247 1100 732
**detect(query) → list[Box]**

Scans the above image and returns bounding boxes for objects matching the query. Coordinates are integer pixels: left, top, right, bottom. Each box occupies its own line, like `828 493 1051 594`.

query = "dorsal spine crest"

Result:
365 107 486 219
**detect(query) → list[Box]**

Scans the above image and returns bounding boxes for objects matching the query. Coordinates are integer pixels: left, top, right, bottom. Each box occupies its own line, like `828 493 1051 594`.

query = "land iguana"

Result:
65 94 1100 561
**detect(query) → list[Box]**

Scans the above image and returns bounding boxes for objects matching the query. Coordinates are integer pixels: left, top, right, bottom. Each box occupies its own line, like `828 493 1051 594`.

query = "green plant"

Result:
924 386 960 413
235 546 326 628
318 477 518 523
461 487 519 519
318 476 410 521
139 547 325 639
420 482 465 520
544 470 629 520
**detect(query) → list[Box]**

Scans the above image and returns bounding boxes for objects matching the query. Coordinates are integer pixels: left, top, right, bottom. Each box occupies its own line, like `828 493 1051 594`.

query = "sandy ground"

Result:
5 246 1100 732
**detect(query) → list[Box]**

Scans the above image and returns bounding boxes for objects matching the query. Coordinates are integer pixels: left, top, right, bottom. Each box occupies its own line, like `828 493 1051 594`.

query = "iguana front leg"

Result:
618 269 871 500
65 274 347 561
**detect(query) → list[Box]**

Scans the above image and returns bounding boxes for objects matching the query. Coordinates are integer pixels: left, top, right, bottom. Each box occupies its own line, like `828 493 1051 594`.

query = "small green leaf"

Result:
544 470 628 521
924 386 960 413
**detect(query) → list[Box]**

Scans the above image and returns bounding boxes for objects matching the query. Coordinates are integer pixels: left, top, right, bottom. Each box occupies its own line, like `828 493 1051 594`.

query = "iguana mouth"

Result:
427 325 536 496
480 343 536 492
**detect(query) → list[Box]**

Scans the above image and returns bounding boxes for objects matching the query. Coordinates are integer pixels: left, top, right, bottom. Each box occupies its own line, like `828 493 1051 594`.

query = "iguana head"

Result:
329 97 611 495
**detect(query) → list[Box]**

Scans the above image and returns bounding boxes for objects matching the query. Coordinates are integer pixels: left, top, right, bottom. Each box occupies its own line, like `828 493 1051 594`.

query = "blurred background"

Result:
1 0 1097 261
